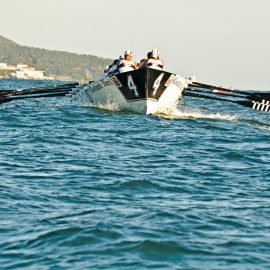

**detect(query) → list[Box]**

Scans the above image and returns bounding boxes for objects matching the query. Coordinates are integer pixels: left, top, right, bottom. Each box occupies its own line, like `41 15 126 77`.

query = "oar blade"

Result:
244 99 270 112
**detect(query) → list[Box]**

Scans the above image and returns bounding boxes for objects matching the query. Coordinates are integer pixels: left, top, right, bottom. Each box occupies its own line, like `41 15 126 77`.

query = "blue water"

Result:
0 79 270 270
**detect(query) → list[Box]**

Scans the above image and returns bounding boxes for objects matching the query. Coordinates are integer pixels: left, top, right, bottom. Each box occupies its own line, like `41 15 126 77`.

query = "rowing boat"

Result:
1 69 269 114
70 67 188 115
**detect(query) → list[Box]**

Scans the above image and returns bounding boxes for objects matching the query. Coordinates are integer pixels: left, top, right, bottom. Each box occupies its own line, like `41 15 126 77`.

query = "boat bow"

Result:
71 67 188 114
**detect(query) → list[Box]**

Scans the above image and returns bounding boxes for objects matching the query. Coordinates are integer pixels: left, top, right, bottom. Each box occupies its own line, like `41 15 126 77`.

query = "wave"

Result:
238 118 270 131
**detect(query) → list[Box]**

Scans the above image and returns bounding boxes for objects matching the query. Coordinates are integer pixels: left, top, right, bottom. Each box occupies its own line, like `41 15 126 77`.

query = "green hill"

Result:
0 35 111 80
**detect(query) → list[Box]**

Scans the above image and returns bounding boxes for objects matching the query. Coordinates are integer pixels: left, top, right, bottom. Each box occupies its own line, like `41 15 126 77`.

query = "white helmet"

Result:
124 49 132 56
151 48 160 58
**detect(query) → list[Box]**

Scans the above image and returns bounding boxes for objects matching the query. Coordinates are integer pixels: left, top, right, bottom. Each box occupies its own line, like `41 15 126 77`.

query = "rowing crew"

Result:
103 49 164 78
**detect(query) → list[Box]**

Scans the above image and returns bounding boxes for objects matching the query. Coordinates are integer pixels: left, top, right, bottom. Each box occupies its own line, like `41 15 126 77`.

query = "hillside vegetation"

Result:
0 35 111 80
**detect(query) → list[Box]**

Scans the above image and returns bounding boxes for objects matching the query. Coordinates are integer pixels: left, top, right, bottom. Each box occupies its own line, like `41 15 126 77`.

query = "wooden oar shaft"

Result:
1 87 73 98
187 87 245 99
183 91 237 103
0 91 69 104
0 82 79 97
190 82 250 95
189 82 270 102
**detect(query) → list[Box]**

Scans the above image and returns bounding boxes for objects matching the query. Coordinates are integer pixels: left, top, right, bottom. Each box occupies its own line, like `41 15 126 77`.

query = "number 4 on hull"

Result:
127 75 139 97
152 73 165 96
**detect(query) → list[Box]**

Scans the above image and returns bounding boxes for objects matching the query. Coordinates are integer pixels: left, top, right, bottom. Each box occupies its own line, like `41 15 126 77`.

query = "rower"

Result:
139 51 152 69
118 50 137 73
101 65 110 79
138 59 146 69
108 56 122 76
147 49 164 70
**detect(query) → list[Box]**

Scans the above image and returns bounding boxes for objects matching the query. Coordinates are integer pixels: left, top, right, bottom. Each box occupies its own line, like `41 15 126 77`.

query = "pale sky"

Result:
1 0 270 89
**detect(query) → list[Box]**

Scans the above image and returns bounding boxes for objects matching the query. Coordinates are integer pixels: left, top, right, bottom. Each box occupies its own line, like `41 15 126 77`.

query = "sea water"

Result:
0 79 269 269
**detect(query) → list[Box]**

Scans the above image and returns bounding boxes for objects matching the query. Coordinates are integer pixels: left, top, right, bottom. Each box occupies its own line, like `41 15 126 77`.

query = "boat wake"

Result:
74 96 270 131
158 108 270 131
72 94 122 112
157 108 238 122
88 101 121 112
77 99 238 121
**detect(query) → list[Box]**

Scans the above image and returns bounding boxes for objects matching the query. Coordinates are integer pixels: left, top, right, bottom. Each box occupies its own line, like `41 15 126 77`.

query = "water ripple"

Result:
1 79 270 269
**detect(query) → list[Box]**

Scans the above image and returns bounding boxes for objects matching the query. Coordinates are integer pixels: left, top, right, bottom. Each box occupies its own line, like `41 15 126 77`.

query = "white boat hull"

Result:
71 68 188 115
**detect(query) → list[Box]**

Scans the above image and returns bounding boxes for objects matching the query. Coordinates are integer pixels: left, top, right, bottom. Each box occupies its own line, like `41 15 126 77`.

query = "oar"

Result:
1 82 79 92
187 86 246 100
191 81 250 95
0 91 69 104
0 85 77 98
183 91 270 113
190 81 270 102
186 86 270 106
0 83 79 98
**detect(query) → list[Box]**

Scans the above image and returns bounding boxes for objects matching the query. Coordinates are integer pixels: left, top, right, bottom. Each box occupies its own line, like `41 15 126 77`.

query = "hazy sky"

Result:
1 0 270 89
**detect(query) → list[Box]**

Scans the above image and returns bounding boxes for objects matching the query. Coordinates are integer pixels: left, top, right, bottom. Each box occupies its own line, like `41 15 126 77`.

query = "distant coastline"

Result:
0 35 111 81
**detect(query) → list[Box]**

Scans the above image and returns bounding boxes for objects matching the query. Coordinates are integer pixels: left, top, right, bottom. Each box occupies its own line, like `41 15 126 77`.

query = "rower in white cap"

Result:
118 50 137 73
146 49 164 70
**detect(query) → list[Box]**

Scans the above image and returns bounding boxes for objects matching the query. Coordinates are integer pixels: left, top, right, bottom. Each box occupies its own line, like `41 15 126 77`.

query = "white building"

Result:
0 62 54 80
0 63 7 69
6 65 16 71
16 64 28 69
15 69 46 80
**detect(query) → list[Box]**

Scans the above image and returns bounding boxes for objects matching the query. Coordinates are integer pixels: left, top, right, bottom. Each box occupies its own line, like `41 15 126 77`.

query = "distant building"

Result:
6 65 16 71
0 62 54 80
16 64 28 69
0 62 7 69
15 69 46 80
16 64 55 79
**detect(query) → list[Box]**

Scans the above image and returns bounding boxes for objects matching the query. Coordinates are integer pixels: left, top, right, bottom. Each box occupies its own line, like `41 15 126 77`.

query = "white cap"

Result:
152 48 160 57
124 50 132 56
